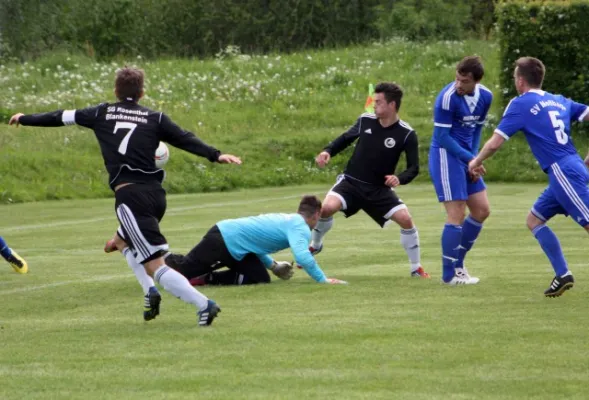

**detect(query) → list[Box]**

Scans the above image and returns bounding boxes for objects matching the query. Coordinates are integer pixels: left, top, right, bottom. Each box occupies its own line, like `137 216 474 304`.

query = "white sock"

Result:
154 265 209 311
400 227 421 272
311 216 334 249
123 247 155 295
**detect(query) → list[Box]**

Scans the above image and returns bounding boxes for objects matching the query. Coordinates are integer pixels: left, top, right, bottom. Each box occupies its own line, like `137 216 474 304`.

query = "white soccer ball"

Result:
154 142 170 168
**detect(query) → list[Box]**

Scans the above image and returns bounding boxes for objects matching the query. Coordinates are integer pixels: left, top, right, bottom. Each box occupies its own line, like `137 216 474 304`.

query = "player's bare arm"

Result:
468 132 506 174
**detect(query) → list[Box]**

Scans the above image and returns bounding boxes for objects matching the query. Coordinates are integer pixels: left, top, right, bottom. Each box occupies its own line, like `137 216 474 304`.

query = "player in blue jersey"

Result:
469 56 589 297
162 195 347 285
0 236 28 274
430 56 494 285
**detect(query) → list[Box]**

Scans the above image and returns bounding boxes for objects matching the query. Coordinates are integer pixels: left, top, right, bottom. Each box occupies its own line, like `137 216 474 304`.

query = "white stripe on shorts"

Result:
551 163 589 222
439 148 452 201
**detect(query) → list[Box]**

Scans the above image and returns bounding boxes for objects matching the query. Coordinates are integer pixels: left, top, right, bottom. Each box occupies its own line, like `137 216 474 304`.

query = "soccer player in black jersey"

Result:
8 67 241 326
309 82 430 278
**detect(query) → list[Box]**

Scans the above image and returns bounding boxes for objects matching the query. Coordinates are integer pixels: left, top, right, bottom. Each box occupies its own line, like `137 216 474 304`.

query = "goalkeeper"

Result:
113 195 347 286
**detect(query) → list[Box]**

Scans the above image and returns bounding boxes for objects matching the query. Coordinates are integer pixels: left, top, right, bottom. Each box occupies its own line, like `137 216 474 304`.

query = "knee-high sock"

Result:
442 224 462 282
123 247 155 295
400 227 421 272
456 215 483 269
311 216 333 249
154 265 209 311
532 224 569 277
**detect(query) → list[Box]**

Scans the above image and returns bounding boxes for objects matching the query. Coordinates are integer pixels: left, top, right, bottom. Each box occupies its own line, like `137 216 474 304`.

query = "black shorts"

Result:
328 175 406 227
168 225 270 284
114 183 168 263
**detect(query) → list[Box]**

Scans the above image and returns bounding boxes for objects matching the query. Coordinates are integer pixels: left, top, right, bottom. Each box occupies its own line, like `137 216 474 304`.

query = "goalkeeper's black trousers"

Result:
165 225 271 285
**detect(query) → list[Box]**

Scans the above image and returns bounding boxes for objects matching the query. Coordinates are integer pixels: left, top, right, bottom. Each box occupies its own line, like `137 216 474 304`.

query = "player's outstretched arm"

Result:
468 132 506 174
10 110 72 127
288 229 346 284
319 118 363 164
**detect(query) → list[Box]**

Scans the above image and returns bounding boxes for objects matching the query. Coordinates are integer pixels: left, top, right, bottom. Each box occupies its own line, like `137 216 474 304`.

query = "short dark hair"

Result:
298 195 322 218
115 67 144 101
374 82 403 111
456 56 484 81
515 57 545 88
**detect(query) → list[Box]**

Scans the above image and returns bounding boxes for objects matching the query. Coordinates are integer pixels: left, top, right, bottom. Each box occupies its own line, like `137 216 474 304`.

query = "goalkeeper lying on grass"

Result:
106 195 347 286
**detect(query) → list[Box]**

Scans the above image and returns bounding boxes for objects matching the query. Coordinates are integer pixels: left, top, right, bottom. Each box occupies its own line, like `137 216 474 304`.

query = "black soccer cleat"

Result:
143 286 162 321
198 300 221 326
544 274 574 298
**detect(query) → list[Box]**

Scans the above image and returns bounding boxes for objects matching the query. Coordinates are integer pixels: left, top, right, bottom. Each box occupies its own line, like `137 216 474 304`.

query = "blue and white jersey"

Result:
496 89 589 171
217 213 327 282
432 82 493 152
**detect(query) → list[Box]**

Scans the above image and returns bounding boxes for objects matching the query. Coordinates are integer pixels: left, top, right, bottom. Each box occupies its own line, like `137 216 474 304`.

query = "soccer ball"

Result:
154 142 170 168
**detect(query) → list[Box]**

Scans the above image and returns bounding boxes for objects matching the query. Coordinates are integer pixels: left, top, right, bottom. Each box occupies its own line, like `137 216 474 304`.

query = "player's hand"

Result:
584 153 589 168
384 175 400 188
8 113 24 126
326 278 348 285
468 158 483 175
469 164 486 182
270 261 294 280
315 151 331 168
218 154 242 164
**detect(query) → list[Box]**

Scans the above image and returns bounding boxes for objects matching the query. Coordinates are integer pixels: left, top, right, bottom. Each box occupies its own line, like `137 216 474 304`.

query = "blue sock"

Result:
532 224 568 277
0 236 11 259
456 215 483 268
442 224 462 282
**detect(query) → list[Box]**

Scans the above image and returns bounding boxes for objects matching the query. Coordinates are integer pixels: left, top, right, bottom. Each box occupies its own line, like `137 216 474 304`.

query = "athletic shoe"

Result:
198 300 221 326
443 275 479 285
544 274 574 298
455 267 479 283
143 286 161 321
6 249 28 274
411 266 431 278
104 239 117 253
189 275 208 286
297 245 323 269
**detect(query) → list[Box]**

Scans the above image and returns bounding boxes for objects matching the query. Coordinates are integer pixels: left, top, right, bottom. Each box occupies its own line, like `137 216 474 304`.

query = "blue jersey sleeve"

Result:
495 98 524 140
433 96 453 128
569 100 589 122
256 254 274 268
287 225 327 283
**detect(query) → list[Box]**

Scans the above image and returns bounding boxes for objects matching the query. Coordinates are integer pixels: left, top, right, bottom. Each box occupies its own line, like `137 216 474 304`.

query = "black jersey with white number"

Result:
19 100 221 189
324 112 419 186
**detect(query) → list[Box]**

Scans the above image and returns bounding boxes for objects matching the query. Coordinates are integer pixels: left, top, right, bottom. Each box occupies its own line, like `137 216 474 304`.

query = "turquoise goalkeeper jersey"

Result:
217 213 327 283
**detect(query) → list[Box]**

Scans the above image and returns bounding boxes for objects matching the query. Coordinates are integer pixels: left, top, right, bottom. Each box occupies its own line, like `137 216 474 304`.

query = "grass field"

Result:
1 183 588 399
4 39 589 203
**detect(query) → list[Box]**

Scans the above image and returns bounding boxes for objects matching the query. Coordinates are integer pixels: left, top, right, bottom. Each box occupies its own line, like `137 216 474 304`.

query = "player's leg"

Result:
527 189 571 297
116 184 219 325
0 235 28 274
365 189 429 278
310 175 360 253
429 147 476 284
541 160 589 296
204 254 271 286
457 181 491 277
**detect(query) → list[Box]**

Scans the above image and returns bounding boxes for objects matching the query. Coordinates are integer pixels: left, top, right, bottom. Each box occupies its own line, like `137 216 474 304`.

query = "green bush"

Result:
497 0 589 110
0 0 378 60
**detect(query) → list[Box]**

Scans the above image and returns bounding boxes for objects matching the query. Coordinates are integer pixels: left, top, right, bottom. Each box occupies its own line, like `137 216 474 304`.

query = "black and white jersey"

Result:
19 100 221 189
324 113 419 186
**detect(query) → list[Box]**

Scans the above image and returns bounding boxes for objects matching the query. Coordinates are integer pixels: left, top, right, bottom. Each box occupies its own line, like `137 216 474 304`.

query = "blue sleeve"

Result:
287 225 327 283
496 98 524 140
570 100 589 122
433 126 475 163
471 125 483 156
256 254 274 269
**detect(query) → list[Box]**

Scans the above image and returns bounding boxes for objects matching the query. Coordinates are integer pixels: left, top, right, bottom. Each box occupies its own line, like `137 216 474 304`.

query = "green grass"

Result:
3 39 587 203
1 183 588 399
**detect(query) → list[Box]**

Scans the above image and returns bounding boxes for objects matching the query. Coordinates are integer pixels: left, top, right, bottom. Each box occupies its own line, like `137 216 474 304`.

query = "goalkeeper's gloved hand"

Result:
270 261 294 280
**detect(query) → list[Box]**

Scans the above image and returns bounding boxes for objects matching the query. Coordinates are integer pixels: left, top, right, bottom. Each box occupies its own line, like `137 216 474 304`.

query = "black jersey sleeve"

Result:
158 113 221 162
323 118 361 157
397 131 420 185
18 105 103 128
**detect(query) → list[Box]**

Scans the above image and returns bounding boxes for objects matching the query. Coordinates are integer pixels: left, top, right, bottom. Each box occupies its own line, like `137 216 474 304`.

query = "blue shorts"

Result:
531 156 589 227
428 147 486 202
